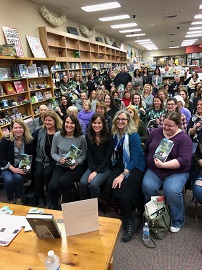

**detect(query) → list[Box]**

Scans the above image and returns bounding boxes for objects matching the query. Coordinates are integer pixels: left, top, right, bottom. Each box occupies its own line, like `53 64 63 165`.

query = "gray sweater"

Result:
51 132 87 166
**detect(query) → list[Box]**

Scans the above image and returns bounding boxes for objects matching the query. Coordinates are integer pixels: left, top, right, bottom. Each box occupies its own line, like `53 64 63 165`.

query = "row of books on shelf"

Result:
30 91 53 103
0 64 50 81
0 81 26 95
0 97 29 109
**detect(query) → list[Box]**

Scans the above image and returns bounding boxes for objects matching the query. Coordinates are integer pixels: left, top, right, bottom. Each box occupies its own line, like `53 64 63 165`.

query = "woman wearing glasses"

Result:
107 110 146 242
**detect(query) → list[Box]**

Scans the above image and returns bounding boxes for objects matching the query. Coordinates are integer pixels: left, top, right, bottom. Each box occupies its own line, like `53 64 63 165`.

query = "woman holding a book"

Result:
0 118 34 204
107 110 146 242
79 113 113 199
34 110 63 208
48 114 87 209
142 112 193 233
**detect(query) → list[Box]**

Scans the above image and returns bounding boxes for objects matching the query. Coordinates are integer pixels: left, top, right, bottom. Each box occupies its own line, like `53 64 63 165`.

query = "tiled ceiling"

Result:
30 0 202 51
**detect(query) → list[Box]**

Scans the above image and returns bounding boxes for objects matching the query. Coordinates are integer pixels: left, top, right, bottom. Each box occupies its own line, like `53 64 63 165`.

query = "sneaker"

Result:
170 226 180 233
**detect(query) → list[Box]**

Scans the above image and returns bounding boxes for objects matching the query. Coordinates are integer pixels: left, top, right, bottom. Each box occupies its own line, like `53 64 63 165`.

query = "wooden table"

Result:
0 203 121 270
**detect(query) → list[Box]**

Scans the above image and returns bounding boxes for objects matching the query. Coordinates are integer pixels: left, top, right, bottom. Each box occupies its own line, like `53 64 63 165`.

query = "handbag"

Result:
144 205 171 240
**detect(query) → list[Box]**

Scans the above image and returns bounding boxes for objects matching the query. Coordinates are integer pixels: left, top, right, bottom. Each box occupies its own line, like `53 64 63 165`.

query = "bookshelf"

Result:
38 26 127 81
0 56 56 130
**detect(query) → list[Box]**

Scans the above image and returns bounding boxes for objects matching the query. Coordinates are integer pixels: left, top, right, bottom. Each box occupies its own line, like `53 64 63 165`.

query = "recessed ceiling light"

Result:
191 21 202 25
189 26 202 30
126 33 145 37
81 2 121 12
119 29 141 33
194 14 202 19
99 15 130 21
111 23 137 29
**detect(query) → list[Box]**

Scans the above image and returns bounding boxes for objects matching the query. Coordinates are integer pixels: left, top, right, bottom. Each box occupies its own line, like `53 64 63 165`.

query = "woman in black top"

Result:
56 95 72 119
79 113 113 199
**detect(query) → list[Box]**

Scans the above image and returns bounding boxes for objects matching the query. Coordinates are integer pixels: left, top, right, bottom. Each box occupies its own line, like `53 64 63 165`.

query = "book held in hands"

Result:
65 144 82 166
26 213 61 239
18 154 32 173
153 138 174 162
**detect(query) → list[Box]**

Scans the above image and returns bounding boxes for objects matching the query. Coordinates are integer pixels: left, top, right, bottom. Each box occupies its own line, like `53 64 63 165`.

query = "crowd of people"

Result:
0 65 202 243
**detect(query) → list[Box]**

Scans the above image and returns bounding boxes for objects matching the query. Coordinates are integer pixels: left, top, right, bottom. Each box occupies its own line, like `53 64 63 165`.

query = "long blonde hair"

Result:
9 118 33 144
126 105 140 128
112 109 137 135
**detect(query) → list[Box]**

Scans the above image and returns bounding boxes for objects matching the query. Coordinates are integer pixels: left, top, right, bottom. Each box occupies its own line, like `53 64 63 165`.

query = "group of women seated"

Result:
0 70 202 244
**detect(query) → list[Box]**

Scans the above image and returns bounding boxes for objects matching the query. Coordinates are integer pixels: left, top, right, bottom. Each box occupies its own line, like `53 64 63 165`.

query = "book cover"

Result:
0 67 11 80
26 36 46 58
153 138 174 162
18 64 29 78
65 144 82 166
41 64 50 76
3 82 16 95
37 66 43 77
0 44 17 56
13 81 25 93
28 64 38 78
26 214 61 239
18 154 33 173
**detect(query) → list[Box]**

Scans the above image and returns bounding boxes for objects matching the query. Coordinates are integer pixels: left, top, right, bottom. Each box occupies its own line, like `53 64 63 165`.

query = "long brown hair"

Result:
88 113 108 144
61 114 82 137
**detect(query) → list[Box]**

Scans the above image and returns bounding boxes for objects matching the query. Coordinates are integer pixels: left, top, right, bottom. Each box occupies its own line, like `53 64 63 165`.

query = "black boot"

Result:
122 218 138 242
38 198 46 208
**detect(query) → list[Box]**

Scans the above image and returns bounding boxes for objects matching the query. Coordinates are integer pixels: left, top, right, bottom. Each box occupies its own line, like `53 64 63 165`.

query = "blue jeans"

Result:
142 169 189 228
79 169 111 199
1 170 25 201
193 178 202 204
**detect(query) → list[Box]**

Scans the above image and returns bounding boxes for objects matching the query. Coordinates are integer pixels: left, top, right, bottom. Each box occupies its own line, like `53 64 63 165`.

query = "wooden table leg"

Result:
108 257 114 270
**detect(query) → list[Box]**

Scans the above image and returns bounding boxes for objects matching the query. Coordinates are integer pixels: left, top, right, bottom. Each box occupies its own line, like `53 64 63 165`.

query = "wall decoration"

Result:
39 5 67 27
26 36 46 58
79 24 94 38
104 36 114 46
67 27 79 36
95 37 103 43
2 26 24 57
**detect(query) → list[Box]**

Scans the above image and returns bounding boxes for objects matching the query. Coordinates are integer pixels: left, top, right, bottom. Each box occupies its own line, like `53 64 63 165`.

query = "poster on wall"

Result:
2 26 24 57
26 36 46 58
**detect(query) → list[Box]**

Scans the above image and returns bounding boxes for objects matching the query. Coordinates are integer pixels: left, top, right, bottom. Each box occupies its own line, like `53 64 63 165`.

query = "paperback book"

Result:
65 144 82 166
18 64 29 78
3 82 16 95
18 154 33 173
28 64 38 78
26 213 61 239
13 80 25 93
153 138 174 162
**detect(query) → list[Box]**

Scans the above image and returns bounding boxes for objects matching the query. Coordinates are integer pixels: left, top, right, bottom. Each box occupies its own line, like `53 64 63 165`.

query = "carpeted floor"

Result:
0 187 202 269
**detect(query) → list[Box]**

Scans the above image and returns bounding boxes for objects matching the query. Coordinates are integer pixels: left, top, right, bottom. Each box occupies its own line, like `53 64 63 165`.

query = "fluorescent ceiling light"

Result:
187 30 202 34
126 33 145 37
182 39 197 42
185 34 202 37
200 5 202 9
137 41 153 44
169 46 180 49
119 29 141 33
191 21 202 25
111 23 137 29
189 26 202 30
135 39 151 42
99 15 129 21
194 14 202 19
81 2 120 12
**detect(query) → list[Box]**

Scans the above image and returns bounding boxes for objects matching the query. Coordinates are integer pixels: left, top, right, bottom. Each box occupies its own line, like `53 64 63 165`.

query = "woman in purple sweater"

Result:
142 112 193 233
78 100 94 128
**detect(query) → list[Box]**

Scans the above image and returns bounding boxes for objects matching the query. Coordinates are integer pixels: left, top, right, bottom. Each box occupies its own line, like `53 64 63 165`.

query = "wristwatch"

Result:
122 171 129 177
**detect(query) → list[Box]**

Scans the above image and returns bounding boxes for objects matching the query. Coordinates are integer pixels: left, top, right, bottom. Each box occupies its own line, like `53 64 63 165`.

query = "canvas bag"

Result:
144 205 171 240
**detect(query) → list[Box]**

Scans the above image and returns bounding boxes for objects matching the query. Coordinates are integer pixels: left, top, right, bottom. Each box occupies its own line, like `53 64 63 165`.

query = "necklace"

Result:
47 133 54 147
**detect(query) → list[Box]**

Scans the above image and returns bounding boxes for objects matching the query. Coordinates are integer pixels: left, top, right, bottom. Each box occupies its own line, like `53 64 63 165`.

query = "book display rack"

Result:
0 56 56 131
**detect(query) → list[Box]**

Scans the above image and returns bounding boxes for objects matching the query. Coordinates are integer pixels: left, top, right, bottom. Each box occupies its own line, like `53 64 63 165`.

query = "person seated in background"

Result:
121 90 131 107
174 95 191 125
192 141 202 205
86 73 97 98
115 65 132 88
78 100 94 128
33 104 48 131
72 91 88 112
142 112 193 233
168 75 182 97
159 97 187 132
187 99 202 153
48 114 87 209
112 91 126 110
157 89 168 107
104 70 118 91
59 74 71 97
125 81 134 93
95 89 104 103
178 88 193 115
187 73 200 98
34 110 62 207
0 119 34 204
130 92 146 120
142 84 154 109
96 102 112 132
126 105 148 144
79 113 113 200
93 69 102 86
190 82 202 103
104 93 119 119
69 73 87 99
107 110 146 242
192 84 202 112
55 95 72 120
89 90 97 111
66 106 86 136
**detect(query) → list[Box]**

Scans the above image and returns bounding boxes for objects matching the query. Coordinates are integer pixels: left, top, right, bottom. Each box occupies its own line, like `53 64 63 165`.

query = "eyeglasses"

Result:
116 118 127 122
167 103 175 106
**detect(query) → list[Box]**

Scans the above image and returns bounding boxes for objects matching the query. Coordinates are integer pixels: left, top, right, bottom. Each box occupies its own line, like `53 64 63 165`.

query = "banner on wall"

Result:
2 26 24 57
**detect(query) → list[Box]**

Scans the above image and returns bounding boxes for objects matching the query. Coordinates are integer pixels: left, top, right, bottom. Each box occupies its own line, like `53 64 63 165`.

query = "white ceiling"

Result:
30 0 202 51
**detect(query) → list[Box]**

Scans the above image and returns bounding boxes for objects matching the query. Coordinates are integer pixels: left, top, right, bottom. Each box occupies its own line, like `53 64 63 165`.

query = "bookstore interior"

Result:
0 0 202 135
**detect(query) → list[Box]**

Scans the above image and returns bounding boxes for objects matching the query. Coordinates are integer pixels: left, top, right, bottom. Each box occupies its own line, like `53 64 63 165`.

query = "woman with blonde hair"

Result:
0 118 34 204
142 84 154 109
34 110 62 207
126 105 147 143
107 109 146 242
